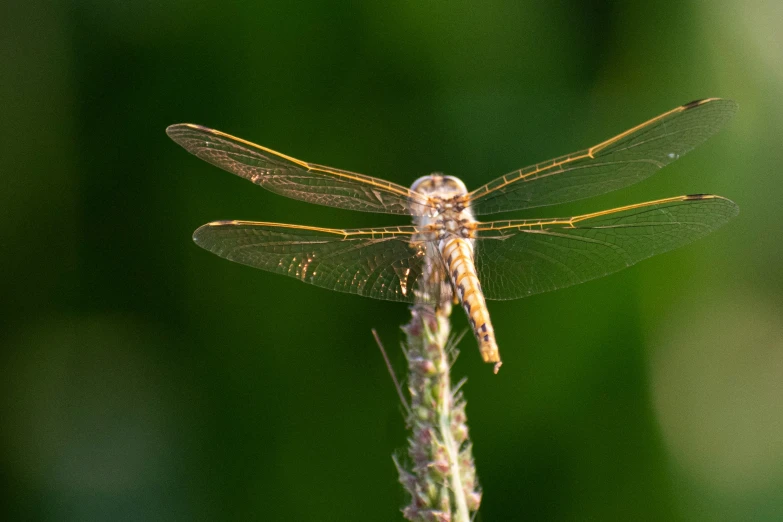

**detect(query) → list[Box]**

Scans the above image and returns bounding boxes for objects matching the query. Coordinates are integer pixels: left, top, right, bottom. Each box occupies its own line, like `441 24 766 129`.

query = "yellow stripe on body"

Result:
441 237 501 371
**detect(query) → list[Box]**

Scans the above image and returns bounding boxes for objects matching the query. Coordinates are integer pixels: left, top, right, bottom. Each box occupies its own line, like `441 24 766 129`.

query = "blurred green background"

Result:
3 1 782 520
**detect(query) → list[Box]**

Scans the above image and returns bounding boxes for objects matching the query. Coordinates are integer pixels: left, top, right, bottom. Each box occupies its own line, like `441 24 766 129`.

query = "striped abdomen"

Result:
440 237 501 372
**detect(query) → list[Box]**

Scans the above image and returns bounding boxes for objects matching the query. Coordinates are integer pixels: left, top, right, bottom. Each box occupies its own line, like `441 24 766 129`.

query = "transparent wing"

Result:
466 98 737 215
192 221 435 302
472 195 738 300
167 124 432 215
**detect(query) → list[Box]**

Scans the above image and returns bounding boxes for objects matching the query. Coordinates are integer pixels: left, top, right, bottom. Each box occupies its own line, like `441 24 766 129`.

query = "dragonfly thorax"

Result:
411 173 474 238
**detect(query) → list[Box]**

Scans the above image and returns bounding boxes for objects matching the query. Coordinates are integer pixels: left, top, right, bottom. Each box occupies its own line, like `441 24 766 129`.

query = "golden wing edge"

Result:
472 194 738 301
192 220 426 242
167 123 310 168
465 98 738 214
473 194 739 233
191 220 434 304
587 98 737 157
166 123 431 210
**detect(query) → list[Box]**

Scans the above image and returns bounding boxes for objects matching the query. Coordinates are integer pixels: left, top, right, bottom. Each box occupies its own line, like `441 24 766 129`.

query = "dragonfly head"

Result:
411 173 468 198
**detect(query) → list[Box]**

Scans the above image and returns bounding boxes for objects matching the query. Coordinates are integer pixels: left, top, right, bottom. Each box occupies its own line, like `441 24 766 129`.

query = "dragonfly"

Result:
168 98 738 373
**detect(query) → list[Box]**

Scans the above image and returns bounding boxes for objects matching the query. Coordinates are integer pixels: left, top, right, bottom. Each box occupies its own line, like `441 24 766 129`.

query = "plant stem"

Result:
395 303 481 522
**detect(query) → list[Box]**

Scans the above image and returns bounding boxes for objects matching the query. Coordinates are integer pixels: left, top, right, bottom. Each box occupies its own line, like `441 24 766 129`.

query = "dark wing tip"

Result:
683 194 740 218
683 193 735 203
682 98 711 110
680 97 738 112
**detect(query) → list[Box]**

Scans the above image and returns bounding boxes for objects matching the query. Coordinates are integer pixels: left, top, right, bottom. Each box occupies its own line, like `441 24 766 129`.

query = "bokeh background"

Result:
3 1 782 520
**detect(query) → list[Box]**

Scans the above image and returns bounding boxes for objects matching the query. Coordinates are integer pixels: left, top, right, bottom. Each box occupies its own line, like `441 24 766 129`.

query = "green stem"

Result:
395 304 481 522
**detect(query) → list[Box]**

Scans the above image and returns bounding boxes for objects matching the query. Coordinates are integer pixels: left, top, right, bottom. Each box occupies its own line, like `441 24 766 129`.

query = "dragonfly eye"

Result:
439 175 468 193
410 175 435 193
411 174 469 198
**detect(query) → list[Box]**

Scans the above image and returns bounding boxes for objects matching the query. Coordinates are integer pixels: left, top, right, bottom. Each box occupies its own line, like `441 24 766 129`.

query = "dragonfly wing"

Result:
192 221 437 303
473 195 738 300
167 124 431 215
466 98 737 215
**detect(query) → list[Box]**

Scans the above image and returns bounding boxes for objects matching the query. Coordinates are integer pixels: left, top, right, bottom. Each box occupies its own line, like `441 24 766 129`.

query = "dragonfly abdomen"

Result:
440 237 501 372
